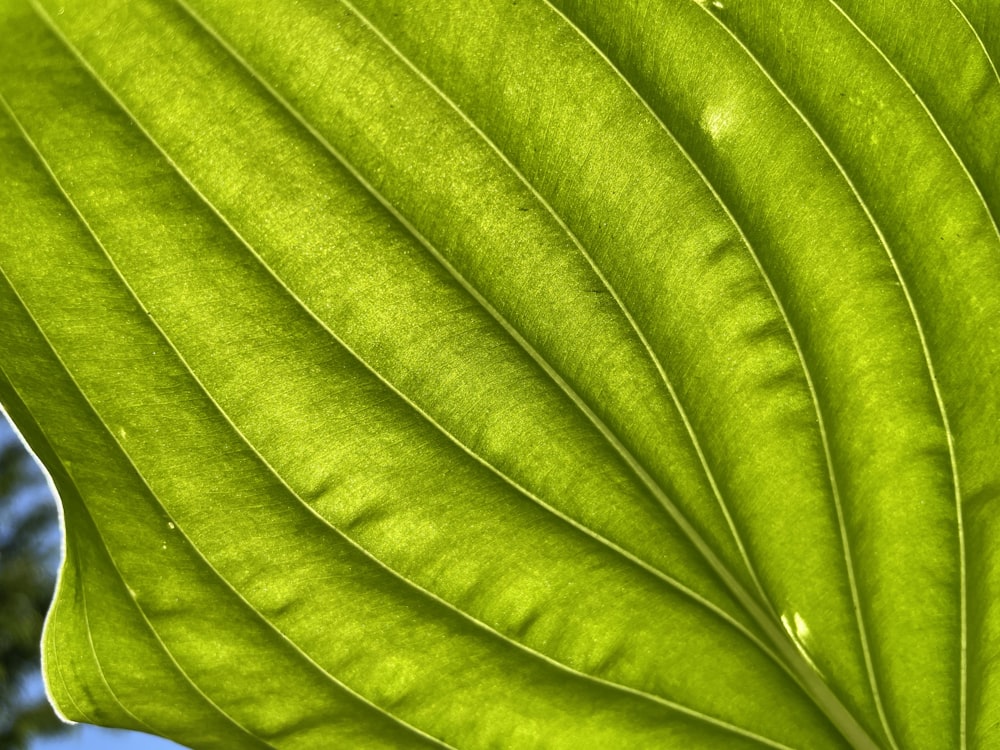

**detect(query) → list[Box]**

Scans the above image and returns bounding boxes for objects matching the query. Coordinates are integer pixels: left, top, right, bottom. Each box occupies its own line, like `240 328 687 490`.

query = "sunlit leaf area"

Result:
1 0 999 747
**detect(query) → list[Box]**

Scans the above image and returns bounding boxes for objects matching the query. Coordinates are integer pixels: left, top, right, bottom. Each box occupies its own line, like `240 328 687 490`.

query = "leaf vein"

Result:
541 4 890 747
0 271 277 750
827 0 1000 258
161 0 787 647
0 87 453 750
946 0 1000 89
77 555 180 740
4 19 800 747
692 4 967 747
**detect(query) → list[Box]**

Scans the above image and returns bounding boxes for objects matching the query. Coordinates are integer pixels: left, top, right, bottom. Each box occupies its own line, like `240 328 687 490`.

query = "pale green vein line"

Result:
692 4 967 749
1 258 798 750
1 50 796 750
0 91 455 750
175 0 754 622
49 622 92 727
146 0 785 652
51 640 91 727
827 0 1000 249
26 0 772 662
528 0 772 604
168 0 807 686
77 558 169 739
946 0 1000 87
39 529 95 726
324 0 772 616
6 397 96 728
539 5 888 748
0 273 277 750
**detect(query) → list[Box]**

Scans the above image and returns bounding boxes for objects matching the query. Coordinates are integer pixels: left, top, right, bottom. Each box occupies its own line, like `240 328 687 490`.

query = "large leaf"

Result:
1 0 998 747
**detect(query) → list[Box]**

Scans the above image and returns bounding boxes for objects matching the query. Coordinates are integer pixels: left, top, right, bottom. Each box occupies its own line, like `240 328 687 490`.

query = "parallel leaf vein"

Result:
0 271 277 750
5 15 802 747
692 4 967 747
531 0 771 611
540 4 889 747
158 0 787 646
827 0 1000 247
77 556 176 739
43 539 96 726
0 91 452 750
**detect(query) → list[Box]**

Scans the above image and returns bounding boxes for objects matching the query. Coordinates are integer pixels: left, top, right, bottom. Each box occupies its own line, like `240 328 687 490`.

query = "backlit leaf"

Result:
1 0 998 747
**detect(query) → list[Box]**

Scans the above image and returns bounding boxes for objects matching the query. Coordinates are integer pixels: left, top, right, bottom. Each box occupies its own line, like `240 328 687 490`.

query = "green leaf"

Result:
1 0 998 747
